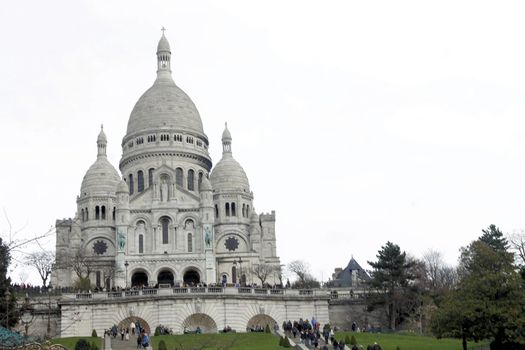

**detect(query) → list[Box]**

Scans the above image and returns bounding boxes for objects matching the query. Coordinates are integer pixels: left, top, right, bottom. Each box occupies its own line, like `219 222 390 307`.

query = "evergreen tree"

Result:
0 238 18 329
479 224 508 252
367 241 420 330
432 237 525 350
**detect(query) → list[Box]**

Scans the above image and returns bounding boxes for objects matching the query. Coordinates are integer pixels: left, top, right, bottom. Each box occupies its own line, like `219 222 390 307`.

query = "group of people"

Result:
282 317 333 349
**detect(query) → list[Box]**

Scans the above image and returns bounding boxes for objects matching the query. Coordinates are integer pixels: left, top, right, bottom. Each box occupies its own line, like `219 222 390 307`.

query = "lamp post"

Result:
4 290 10 330
124 261 129 289
20 294 34 337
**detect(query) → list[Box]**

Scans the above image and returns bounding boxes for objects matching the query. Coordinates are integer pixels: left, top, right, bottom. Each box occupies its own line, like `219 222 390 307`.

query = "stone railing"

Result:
69 287 331 301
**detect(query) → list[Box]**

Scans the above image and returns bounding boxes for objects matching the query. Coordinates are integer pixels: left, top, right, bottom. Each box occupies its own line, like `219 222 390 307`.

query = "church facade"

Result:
52 33 281 290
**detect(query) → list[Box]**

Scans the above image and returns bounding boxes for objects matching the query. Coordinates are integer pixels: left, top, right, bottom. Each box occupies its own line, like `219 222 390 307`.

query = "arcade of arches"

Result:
130 269 200 287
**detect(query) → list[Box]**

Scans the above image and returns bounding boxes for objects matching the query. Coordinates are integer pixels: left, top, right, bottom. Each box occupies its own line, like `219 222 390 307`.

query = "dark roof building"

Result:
328 257 370 288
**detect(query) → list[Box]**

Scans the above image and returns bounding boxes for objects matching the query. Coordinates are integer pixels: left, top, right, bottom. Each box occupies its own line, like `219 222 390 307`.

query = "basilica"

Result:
52 32 281 290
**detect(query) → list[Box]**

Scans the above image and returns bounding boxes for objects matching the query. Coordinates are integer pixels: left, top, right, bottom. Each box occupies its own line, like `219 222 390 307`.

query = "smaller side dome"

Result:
210 123 250 192
117 179 129 193
200 176 212 191
80 129 121 196
250 211 259 223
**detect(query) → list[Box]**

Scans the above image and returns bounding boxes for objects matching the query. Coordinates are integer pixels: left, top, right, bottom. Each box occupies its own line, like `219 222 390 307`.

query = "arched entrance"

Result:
131 271 148 287
157 270 174 286
182 313 217 333
247 314 277 331
183 269 200 286
118 316 151 336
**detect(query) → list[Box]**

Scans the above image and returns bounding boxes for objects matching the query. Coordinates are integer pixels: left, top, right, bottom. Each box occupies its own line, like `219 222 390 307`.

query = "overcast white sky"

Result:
2 1 525 286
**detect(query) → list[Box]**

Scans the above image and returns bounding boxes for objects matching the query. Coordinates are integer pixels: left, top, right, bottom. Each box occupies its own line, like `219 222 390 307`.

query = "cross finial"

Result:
100 124 104 131
161 27 166 35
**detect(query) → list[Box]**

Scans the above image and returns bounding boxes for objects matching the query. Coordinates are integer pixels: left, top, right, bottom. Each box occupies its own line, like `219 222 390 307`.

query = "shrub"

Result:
91 329 97 338
91 341 99 350
154 326 161 336
396 347 401 350
279 336 284 346
158 340 167 350
282 336 291 348
350 335 357 345
345 335 351 345
74 339 91 350
265 324 271 333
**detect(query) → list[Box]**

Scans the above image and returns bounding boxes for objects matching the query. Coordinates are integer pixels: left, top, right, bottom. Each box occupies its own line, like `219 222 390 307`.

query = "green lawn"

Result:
334 332 488 350
151 333 282 350
49 337 102 350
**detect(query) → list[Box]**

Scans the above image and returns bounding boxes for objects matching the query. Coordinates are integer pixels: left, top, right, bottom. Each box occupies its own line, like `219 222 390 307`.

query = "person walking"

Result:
142 332 150 348
136 333 142 349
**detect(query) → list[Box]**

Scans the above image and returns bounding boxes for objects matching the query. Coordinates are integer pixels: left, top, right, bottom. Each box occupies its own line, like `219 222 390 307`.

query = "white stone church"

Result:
52 32 281 290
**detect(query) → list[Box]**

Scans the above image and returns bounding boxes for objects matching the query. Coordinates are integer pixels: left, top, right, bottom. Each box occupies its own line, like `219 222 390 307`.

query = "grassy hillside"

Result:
49 336 102 349
334 332 488 350
151 333 282 350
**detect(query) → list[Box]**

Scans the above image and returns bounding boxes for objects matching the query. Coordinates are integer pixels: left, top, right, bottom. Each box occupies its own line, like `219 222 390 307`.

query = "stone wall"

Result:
328 299 386 331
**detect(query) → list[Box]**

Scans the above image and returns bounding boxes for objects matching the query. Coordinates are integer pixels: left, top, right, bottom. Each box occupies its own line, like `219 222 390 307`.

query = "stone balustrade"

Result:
66 287 334 301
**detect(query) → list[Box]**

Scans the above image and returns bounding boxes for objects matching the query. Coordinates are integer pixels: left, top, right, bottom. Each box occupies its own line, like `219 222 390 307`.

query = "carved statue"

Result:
204 226 212 248
160 179 169 202
117 230 126 251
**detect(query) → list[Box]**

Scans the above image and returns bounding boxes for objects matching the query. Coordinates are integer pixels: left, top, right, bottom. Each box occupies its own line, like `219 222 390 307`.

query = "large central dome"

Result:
124 32 205 138
126 79 204 136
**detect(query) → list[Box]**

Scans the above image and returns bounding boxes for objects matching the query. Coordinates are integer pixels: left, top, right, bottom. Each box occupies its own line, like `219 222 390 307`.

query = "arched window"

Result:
198 172 203 191
232 266 237 284
246 205 250 216
148 168 154 187
112 207 115 220
85 208 89 221
187 233 193 252
81 209 85 222
161 217 170 244
225 203 230 217
175 168 183 187
139 235 144 254
242 204 246 218
215 205 219 218
129 174 134 195
231 203 236 217
101 206 106 220
95 206 100 220
188 169 195 191
137 171 144 192
184 219 195 229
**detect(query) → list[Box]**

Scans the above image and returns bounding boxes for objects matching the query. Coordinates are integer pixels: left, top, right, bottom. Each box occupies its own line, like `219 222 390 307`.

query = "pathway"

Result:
109 335 141 350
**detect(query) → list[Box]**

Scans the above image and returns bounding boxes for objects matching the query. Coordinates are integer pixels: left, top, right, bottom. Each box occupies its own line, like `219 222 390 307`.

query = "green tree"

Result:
432 235 525 350
0 238 18 329
367 241 420 330
479 224 508 252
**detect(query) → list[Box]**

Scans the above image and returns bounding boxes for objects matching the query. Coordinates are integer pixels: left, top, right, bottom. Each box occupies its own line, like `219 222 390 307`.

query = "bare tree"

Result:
24 250 55 287
422 249 457 293
287 260 310 286
509 231 525 266
250 264 280 286
287 260 320 288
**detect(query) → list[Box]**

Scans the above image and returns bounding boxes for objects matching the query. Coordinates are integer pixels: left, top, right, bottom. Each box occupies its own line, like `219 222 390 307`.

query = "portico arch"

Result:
182 313 217 333
118 316 151 335
131 271 148 287
247 314 277 330
157 269 175 286
183 268 200 286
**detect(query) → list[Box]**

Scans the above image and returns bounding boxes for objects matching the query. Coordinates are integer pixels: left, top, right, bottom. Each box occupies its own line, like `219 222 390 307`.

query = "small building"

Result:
328 257 370 288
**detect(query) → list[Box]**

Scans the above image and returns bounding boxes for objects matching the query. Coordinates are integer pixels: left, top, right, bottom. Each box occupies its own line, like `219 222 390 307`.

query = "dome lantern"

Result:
157 27 171 77
97 124 107 157
222 122 232 155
